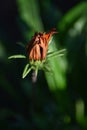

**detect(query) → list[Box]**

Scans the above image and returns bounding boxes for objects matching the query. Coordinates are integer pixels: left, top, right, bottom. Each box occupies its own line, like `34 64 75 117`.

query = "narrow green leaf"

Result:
22 64 31 78
8 55 26 59
47 49 66 59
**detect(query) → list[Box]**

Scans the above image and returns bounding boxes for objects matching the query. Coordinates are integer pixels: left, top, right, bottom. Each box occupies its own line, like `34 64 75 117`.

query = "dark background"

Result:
0 0 87 129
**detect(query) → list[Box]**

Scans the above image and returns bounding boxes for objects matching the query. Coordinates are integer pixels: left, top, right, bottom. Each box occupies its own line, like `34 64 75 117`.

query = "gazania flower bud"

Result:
27 28 58 61
8 28 66 80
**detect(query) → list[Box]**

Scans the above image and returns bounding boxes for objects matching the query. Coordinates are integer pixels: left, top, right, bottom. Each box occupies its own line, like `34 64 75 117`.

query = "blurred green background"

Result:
0 0 87 129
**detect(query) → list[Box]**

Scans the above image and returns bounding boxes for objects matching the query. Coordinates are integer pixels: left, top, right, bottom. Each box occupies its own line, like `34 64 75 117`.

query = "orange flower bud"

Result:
27 29 58 61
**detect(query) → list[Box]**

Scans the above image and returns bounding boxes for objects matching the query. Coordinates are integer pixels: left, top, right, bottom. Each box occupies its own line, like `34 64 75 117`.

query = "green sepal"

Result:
35 67 38 77
8 55 26 59
22 63 31 78
47 49 66 59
